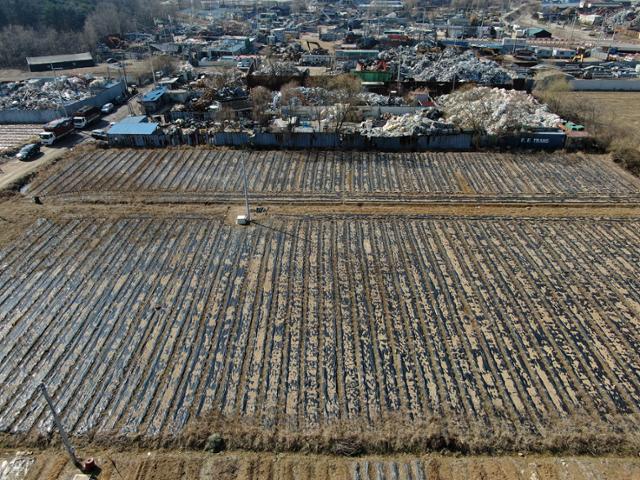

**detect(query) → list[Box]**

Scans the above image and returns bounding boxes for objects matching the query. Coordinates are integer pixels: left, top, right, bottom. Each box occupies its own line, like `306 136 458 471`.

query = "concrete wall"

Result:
0 80 126 124
0 109 63 124
570 79 640 91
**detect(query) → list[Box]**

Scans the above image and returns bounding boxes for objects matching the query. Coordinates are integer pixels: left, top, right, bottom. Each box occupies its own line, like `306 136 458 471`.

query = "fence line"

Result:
108 130 566 151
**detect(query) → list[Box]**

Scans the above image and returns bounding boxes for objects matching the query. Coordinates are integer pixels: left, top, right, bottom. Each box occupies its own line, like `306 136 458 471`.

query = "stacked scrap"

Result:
360 108 455 137
274 88 407 107
609 7 639 25
358 92 405 106
411 50 513 85
0 75 103 110
439 87 561 134
254 62 301 76
273 86 334 107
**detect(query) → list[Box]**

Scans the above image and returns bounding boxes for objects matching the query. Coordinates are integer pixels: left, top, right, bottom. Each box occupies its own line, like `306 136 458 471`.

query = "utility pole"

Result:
240 155 251 224
569 15 577 43
50 65 68 118
39 383 80 468
120 59 129 91
606 30 616 60
148 43 157 86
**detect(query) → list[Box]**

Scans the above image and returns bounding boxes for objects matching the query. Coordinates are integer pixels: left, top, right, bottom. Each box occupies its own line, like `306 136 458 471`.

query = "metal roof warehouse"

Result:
109 122 159 136
26 52 95 72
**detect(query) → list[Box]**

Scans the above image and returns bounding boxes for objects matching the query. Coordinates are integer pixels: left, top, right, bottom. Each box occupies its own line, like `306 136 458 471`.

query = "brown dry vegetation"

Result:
3 448 640 480
535 81 640 175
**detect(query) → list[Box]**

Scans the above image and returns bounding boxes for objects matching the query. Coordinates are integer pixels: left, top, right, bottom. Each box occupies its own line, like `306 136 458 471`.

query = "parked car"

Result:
106 58 119 64
560 121 585 132
16 143 40 161
90 129 109 141
101 102 115 114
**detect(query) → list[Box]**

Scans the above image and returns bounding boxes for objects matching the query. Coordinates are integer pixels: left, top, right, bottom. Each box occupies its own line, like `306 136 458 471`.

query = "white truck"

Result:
73 105 101 129
39 118 75 145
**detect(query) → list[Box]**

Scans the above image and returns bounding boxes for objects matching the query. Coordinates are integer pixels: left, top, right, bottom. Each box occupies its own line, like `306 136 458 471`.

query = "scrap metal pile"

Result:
273 87 406 107
0 75 104 110
269 43 304 62
360 108 456 137
273 86 334 107
439 87 562 134
253 62 302 76
358 92 406 106
608 6 640 26
410 50 513 84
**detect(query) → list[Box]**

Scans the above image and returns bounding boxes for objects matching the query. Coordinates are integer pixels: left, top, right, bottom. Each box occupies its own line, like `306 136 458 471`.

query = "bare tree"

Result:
279 81 304 107
249 86 273 126
326 75 362 134
152 55 178 76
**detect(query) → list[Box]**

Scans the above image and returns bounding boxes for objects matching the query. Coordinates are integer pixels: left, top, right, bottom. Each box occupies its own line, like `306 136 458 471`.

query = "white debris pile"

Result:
360 108 456 137
609 7 639 25
0 75 104 110
411 50 513 85
358 92 406 106
439 87 562 134
273 86 335 107
254 62 301 76
377 45 416 62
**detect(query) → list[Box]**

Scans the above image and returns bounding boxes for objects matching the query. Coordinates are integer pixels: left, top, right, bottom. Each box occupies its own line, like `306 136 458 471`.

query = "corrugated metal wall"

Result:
480 132 566 150
0 81 126 124
106 131 565 151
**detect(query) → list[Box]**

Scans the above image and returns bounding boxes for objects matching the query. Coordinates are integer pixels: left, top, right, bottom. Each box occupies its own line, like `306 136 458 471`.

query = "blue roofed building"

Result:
207 37 255 58
139 87 168 114
108 116 160 147
525 28 552 38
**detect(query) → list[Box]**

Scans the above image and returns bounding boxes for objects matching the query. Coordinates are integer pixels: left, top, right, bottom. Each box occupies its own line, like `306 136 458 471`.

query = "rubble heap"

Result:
360 108 456 137
377 45 417 62
358 92 406 106
269 43 304 62
609 7 639 25
411 50 513 85
0 75 105 110
254 62 301 76
439 87 562 134
273 86 334 107
273 87 408 108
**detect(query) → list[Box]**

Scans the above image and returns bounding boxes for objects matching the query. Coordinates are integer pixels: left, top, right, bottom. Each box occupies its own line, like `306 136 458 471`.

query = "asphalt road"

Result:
0 143 69 192
0 96 137 192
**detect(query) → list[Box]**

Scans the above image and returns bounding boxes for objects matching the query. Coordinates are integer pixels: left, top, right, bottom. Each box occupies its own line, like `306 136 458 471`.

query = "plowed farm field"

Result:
27 149 640 204
1 215 639 453
0 125 40 156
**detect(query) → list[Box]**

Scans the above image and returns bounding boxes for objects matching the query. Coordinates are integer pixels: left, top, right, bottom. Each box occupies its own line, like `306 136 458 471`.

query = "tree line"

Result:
0 0 173 68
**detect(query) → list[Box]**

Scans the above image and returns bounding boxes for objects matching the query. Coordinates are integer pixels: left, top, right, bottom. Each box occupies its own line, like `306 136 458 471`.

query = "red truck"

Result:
39 117 75 145
73 105 101 129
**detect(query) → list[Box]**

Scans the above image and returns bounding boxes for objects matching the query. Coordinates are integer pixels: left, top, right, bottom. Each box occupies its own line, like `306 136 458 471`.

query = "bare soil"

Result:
2 448 640 480
2 194 640 250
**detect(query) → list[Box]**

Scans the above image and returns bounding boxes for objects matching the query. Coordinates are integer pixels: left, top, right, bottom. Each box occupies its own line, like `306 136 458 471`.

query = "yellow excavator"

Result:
570 46 588 64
